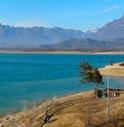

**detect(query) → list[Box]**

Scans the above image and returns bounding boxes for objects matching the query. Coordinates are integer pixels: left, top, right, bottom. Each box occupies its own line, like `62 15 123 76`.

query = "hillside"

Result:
1 91 124 127
88 15 124 40
40 38 124 50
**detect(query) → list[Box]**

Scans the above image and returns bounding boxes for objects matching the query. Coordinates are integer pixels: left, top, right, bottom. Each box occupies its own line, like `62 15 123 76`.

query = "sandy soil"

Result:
99 62 124 77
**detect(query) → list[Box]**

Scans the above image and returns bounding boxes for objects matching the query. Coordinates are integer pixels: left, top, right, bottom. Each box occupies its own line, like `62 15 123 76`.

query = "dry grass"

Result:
99 62 124 77
1 91 124 127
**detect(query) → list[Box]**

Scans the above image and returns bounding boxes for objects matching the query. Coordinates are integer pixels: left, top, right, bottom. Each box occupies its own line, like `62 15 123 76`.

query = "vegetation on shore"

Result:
1 91 124 127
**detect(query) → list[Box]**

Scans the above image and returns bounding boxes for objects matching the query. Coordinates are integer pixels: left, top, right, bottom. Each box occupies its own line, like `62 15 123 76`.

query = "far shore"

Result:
0 49 124 54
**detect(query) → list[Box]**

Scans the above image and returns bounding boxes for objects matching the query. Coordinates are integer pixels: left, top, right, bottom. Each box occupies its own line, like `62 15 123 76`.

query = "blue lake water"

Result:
0 53 124 114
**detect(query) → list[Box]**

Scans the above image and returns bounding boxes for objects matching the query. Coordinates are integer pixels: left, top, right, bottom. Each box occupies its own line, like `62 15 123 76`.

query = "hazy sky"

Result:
0 0 124 31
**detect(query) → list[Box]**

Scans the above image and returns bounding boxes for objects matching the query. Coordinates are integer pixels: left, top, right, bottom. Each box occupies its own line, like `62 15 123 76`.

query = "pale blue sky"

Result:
0 0 124 31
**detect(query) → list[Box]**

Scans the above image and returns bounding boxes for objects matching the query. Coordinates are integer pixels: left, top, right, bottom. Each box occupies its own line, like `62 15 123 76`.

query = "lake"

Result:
0 53 124 114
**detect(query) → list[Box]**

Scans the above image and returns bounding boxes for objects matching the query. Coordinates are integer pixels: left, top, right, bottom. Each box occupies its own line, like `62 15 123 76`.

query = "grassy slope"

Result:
1 91 124 127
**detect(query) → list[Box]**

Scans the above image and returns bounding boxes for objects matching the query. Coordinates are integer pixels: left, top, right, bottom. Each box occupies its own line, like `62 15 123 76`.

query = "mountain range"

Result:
0 25 85 48
1 15 124 49
40 38 124 50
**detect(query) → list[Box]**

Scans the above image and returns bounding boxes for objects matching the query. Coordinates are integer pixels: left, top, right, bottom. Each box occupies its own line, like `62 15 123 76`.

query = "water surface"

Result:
0 54 124 114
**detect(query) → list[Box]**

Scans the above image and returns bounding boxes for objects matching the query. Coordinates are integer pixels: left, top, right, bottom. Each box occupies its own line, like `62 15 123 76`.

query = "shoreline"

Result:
0 91 93 126
1 90 124 127
99 62 124 77
0 91 89 116
0 50 124 55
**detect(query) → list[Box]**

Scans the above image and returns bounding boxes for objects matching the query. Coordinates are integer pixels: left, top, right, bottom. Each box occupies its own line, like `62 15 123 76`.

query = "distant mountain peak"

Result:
53 26 63 29
87 29 98 33
88 15 124 40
